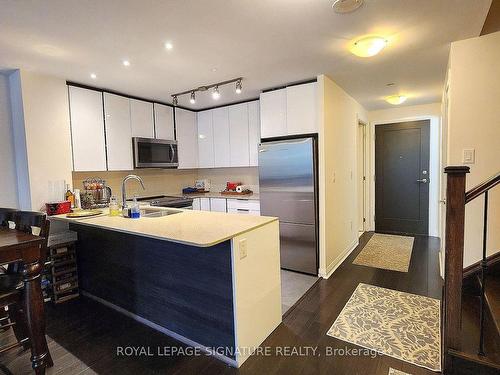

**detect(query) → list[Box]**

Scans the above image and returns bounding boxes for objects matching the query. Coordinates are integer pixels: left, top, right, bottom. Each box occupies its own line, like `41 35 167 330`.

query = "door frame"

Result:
357 119 368 234
368 115 441 236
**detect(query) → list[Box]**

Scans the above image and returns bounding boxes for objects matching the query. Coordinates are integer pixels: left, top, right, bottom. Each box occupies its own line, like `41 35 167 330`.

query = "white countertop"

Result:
50 206 276 248
180 192 260 200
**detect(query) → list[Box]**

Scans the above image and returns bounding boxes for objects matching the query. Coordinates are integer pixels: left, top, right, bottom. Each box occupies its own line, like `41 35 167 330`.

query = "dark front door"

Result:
375 120 430 235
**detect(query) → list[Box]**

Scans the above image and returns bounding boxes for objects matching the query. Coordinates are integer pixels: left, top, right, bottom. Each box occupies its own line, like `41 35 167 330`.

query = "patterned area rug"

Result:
388 368 412 375
327 283 441 372
353 233 414 272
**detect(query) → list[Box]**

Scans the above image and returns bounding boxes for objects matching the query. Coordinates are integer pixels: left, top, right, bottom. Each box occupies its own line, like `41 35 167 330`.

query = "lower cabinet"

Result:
192 197 260 215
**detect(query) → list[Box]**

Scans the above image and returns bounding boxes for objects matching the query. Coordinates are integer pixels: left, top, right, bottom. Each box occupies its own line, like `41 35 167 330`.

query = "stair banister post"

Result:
443 166 470 372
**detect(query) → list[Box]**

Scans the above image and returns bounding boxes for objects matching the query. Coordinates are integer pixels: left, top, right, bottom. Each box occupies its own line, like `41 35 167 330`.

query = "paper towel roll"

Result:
236 185 248 193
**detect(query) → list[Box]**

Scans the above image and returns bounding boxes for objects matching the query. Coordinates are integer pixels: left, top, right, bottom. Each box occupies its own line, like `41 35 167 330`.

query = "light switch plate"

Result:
239 239 248 260
463 149 475 164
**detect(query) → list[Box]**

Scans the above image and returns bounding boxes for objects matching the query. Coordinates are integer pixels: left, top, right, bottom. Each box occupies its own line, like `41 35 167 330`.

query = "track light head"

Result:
172 96 178 106
189 91 196 104
235 79 242 94
212 85 220 100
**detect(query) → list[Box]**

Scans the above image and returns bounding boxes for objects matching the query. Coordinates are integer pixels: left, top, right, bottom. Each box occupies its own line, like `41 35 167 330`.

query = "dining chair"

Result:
0 211 53 367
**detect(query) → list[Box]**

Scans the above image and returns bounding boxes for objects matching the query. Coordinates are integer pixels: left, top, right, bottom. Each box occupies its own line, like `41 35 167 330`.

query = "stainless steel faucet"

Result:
121 174 146 208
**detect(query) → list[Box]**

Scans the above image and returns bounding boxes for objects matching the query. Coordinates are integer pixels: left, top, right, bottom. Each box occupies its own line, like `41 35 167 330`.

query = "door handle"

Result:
417 178 428 183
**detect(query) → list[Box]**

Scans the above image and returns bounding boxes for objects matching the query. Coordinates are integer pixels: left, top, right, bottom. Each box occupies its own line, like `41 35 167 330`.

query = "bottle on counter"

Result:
65 184 75 208
109 196 120 216
74 189 81 209
130 195 141 219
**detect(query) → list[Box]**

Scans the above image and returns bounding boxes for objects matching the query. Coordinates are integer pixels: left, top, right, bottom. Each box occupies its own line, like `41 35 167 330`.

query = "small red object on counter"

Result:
45 201 72 216
226 182 240 191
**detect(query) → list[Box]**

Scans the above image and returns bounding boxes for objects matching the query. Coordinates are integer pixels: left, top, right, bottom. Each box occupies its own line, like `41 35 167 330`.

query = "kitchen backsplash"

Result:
72 167 259 198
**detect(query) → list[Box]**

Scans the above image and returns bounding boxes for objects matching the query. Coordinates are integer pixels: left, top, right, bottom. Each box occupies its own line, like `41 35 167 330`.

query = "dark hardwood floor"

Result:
0 232 443 375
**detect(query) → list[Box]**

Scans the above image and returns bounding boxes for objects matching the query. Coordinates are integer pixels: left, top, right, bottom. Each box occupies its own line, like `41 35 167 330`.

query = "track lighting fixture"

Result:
212 85 220 100
171 77 243 105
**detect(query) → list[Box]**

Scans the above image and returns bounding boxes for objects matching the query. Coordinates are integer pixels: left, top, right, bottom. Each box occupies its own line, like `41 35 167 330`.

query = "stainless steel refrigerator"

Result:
258 137 318 275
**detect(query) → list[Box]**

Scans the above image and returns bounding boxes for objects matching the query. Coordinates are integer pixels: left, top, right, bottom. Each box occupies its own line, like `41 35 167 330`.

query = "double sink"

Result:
141 208 183 218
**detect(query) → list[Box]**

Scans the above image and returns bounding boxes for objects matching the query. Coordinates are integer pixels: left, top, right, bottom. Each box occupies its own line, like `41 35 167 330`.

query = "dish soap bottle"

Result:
109 196 120 216
130 195 141 219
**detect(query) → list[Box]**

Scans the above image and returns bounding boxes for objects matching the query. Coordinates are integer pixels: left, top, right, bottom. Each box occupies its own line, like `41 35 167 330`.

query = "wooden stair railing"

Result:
442 167 500 373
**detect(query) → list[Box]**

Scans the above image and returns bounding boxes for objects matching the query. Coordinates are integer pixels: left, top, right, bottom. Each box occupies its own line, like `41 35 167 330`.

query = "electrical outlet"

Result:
239 239 248 260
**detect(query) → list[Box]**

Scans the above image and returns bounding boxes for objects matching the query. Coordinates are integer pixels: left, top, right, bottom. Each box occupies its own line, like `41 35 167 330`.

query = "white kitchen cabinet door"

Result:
212 107 230 167
154 103 175 140
229 103 249 167
197 110 215 168
68 86 107 171
192 198 201 210
210 198 227 212
103 93 133 171
260 89 287 138
130 99 154 138
248 101 260 166
286 82 318 135
175 108 198 169
200 197 211 211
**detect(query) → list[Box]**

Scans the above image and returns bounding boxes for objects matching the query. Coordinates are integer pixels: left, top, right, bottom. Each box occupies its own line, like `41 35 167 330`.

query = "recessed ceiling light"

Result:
165 42 173 50
350 36 387 57
211 68 218 72
386 95 407 105
90 73 97 80
122 60 130 66
212 85 220 100
332 0 363 13
386 83 395 87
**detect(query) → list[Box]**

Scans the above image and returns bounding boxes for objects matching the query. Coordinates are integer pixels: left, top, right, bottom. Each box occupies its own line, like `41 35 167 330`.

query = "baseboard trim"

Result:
319 238 359 279
81 291 239 368
463 251 500 279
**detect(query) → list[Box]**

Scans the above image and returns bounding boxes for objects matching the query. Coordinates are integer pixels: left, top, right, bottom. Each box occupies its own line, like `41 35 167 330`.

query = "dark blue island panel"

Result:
70 223 236 357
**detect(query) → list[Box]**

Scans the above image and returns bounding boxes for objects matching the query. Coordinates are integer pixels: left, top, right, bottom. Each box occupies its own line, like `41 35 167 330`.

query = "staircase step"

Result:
476 272 500 339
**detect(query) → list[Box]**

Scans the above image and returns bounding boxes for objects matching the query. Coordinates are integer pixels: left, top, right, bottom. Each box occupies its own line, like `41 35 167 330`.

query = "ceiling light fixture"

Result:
350 36 387 57
212 85 220 100
90 73 97 80
122 60 131 66
386 95 407 105
171 77 243 105
165 42 173 50
332 0 364 13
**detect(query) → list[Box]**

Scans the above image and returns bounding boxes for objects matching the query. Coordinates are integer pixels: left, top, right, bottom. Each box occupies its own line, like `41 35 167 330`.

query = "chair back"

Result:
0 208 18 228
13 211 50 265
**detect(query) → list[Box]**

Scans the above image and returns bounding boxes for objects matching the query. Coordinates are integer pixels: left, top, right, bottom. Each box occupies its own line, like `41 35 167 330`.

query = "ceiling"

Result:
0 0 491 110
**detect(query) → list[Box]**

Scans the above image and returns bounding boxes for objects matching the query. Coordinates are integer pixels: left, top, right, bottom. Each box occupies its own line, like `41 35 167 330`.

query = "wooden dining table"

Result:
0 228 52 375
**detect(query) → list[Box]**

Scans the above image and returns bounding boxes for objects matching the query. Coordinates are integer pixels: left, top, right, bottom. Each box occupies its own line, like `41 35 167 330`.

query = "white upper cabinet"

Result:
197 110 215 168
286 82 318 135
68 86 107 171
103 93 133 171
248 101 260 166
130 99 154 138
154 103 175 140
175 108 198 169
229 103 249 167
260 89 287 138
259 82 318 138
213 107 231 167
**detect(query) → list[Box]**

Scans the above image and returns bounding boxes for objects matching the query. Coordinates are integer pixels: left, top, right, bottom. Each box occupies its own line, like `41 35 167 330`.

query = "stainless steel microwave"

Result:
132 137 178 168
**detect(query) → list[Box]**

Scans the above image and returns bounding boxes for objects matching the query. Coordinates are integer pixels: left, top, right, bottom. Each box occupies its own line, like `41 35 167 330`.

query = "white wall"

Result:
368 103 442 237
318 74 368 278
9 70 73 211
0 73 19 208
447 31 500 267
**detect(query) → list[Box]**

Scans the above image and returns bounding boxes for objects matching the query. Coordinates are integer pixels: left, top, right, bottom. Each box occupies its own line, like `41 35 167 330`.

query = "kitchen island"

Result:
50 208 281 367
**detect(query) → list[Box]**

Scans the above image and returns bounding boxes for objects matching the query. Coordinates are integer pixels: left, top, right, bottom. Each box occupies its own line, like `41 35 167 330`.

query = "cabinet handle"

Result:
237 209 250 212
